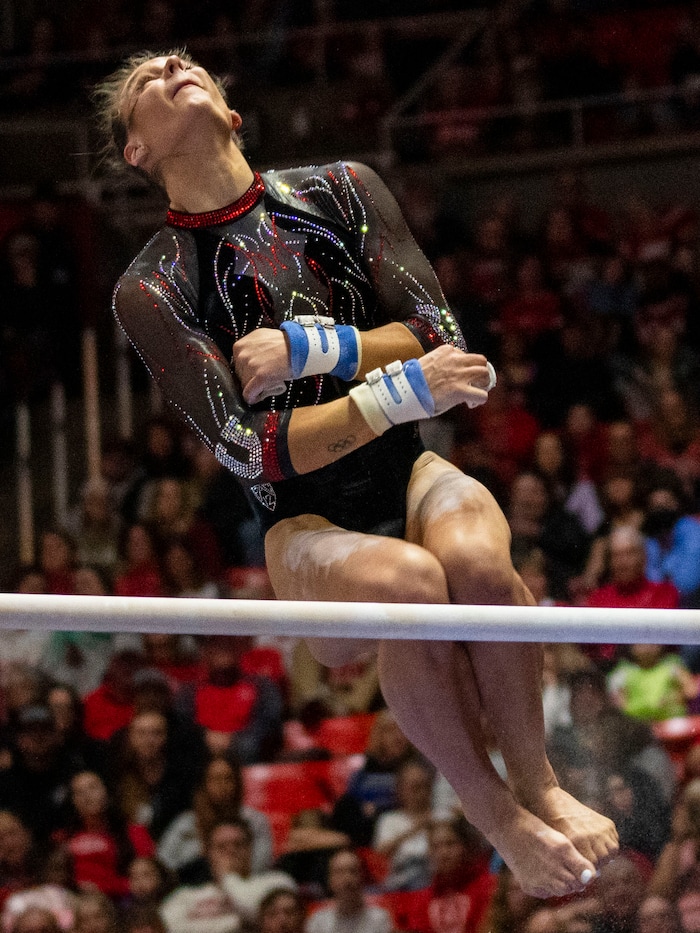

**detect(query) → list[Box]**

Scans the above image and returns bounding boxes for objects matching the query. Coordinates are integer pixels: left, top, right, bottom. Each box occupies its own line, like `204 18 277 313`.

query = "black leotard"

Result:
113 161 467 534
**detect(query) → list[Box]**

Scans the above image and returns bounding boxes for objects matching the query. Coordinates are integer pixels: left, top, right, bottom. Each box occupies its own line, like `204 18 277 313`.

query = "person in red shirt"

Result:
587 525 679 611
404 817 496 933
83 652 143 743
55 770 155 898
113 525 163 599
176 636 283 765
586 525 679 670
497 255 563 342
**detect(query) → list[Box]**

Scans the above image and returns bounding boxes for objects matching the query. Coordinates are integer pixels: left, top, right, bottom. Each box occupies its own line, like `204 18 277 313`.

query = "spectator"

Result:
372 759 450 892
529 317 622 428
113 525 163 599
530 430 604 535
1 665 50 721
82 652 142 744
497 254 563 341
40 567 115 699
585 526 679 670
176 636 283 765
643 471 700 609
3 890 74 933
608 645 696 722
403 817 495 933
651 779 700 902
126 857 174 909
637 388 700 500
275 809 350 897
140 636 200 688
0 706 81 841
507 469 590 599
55 770 155 897
548 669 676 809
289 641 380 720
585 854 649 933
160 538 221 599
635 895 682 933
590 707 678 808
602 766 671 862
7 908 63 933
450 376 541 492
579 469 645 597
46 685 101 773
0 812 40 909
158 753 273 875
64 478 121 583
162 820 296 933
112 710 196 840
125 668 207 777
71 892 118 933
482 865 539 933
0 229 59 404
121 417 190 526
675 868 700 933
612 299 700 425
258 889 305 933
332 710 415 847
144 478 223 584
122 905 168 933
304 848 391 933
37 531 76 597
186 443 264 569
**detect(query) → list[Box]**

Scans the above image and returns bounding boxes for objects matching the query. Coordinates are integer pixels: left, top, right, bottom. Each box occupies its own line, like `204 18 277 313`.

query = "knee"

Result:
443 542 516 605
370 545 449 604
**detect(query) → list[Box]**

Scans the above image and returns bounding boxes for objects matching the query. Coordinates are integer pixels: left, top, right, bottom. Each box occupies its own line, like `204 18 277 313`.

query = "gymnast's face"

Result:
122 54 242 176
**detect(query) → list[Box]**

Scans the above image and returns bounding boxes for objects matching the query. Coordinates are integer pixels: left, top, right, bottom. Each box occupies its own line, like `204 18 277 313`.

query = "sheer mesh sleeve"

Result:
113 230 294 484
290 161 468 353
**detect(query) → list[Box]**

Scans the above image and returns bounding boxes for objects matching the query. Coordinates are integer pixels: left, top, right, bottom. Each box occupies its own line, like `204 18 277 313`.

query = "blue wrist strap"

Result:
280 321 310 379
333 326 361 380
280 319 360 380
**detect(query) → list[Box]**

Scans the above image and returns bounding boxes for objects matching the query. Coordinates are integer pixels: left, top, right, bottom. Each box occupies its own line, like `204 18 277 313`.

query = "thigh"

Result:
264 512 447 667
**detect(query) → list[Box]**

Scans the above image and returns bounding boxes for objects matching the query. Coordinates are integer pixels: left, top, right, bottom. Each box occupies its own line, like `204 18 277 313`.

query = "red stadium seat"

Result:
314 713 378 755
242 760 336 815
325 754 365 798
652 714 700 777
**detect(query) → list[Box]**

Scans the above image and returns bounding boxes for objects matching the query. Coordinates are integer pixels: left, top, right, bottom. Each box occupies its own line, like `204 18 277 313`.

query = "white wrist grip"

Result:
349 359 435 435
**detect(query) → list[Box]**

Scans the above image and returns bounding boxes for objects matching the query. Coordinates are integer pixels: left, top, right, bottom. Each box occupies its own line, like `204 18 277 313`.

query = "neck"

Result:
163 140 254 214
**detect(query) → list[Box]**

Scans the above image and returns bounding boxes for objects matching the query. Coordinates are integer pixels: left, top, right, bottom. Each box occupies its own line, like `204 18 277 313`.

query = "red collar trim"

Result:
166 173 265 228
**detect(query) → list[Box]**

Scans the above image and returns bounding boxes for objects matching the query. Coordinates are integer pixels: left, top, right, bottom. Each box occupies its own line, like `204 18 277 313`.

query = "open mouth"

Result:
173 80 200 97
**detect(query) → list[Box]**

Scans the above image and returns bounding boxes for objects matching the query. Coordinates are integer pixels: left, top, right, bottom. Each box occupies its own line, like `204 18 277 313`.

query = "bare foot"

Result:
487 804 596 900
524 785 619 867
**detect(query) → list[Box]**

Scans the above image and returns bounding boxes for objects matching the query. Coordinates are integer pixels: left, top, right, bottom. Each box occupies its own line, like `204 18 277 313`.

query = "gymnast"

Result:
97 51 618 898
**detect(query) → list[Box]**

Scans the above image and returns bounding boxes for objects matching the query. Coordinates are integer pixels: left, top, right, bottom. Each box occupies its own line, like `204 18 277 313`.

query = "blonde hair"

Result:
92 48 240 182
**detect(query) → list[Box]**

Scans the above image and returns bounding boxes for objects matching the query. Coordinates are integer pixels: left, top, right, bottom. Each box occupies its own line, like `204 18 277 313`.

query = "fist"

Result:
231 328 292 404
418 345 495 415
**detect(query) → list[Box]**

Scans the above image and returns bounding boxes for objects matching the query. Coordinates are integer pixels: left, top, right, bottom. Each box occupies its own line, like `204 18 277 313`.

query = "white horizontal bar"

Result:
0 594 699 644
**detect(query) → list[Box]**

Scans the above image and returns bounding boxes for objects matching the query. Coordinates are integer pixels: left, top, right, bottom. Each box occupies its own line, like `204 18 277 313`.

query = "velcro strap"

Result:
281 317 360 380
349 359 435 435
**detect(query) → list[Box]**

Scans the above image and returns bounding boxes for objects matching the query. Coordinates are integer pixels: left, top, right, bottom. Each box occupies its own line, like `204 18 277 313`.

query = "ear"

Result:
124 138 149 168
230 110 243 132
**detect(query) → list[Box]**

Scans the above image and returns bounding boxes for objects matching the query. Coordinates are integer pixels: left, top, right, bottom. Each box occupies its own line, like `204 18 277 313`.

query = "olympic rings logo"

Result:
327 434 356 453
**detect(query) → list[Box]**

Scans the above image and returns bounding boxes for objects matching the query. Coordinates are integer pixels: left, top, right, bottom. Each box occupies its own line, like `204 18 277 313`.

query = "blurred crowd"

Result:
0 160 699 931
3 0 700 160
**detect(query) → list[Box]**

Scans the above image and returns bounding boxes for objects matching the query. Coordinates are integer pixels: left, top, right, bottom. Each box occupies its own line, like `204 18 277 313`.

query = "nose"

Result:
163 54 186 77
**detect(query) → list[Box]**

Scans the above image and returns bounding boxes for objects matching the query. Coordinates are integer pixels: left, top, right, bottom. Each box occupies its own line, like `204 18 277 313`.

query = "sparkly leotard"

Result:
113 161 467 534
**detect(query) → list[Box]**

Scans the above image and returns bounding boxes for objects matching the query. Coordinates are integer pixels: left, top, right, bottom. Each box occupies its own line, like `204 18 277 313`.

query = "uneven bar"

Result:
0 594 698 644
